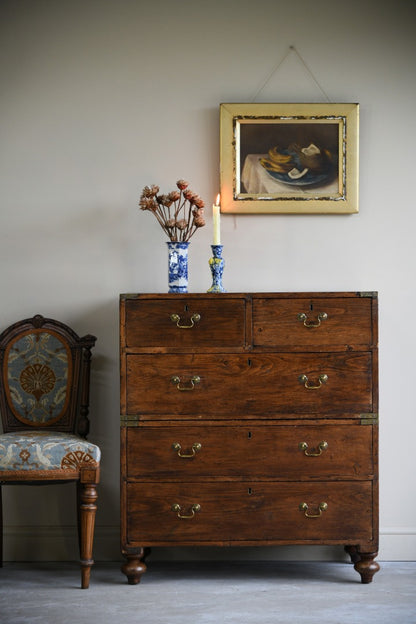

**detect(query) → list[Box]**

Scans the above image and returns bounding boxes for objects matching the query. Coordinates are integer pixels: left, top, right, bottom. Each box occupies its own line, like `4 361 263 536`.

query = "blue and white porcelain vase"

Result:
167 241 189 293
207 244 226 293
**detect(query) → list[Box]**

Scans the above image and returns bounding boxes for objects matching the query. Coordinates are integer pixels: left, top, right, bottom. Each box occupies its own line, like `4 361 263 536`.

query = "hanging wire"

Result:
250 46 293 102
251 45 332 103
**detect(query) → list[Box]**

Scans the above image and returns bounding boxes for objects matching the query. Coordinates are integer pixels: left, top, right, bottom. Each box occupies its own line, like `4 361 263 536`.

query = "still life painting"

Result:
220 103 359 214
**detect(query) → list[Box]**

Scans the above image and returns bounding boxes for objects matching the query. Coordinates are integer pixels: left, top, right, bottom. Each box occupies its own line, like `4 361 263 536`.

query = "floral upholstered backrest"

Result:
0 315 96 434
4 329 71 426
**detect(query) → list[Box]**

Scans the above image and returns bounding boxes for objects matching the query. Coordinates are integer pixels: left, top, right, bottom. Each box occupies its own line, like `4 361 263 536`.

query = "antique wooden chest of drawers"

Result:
120 292 379 584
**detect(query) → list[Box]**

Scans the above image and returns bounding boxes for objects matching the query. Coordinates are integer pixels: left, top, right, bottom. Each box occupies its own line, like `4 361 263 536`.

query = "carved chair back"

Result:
0 314 96 437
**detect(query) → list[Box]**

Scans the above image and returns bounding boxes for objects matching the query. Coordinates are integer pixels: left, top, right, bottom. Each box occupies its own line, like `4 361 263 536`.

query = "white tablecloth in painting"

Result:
241 154 339 195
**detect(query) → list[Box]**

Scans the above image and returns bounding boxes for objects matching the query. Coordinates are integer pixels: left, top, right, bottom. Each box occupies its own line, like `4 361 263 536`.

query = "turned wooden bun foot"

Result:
121 553 147 585
354 552 380 583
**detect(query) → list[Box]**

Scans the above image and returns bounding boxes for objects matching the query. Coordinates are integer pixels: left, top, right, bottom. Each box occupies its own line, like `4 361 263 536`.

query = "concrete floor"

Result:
0 561 415 624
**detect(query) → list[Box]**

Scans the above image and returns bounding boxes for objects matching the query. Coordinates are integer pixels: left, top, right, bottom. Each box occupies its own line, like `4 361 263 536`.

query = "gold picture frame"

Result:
220 103 359 214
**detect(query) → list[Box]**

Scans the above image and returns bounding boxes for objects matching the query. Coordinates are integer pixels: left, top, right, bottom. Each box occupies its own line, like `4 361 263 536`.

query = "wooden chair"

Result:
0 314 100 589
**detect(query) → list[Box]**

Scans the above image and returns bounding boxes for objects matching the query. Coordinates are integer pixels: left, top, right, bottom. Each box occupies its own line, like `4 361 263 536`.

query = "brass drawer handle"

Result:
172 442 202 458
299 441 328 456
171 503 201 519
171 375 201 391
298 373 328 389
297 311 328 328
299 502 328 518
170 312 201 328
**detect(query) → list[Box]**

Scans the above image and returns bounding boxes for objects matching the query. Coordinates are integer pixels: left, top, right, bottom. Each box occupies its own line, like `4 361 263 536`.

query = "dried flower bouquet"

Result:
139 179 206 242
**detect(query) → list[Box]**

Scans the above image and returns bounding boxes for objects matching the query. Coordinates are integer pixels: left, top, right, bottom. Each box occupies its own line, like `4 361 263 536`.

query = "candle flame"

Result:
215 194 220 206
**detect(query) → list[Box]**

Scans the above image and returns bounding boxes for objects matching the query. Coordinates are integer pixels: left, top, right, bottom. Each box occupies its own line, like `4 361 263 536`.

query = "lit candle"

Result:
213 194 221 245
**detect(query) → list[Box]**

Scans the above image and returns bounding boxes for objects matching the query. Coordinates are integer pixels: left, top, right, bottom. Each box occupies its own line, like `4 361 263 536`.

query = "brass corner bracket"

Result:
360 413 379 425
120 415 141 427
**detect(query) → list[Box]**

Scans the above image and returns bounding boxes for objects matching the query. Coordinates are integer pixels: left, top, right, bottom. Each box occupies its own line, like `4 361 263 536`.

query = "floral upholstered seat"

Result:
0 431 100 476
0 314 100 589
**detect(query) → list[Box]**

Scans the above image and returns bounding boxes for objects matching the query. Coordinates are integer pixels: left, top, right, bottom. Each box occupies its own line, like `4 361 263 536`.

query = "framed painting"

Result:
219 103 359 214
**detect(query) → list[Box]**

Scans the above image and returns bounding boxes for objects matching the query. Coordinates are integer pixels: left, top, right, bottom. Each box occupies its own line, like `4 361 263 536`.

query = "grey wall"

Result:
1 0 415 562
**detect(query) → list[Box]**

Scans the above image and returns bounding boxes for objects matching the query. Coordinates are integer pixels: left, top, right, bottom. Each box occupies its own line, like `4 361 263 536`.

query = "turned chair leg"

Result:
77 481 98 589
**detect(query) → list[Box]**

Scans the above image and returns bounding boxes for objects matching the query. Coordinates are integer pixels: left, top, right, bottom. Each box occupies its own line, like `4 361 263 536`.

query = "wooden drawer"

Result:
125 481 373 543
253 297 373 349
124 424 374 480
126 352 373 416
123 297 246 349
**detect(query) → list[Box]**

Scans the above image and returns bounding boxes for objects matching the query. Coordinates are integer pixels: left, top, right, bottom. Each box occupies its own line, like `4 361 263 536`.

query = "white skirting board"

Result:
2 526 416 562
